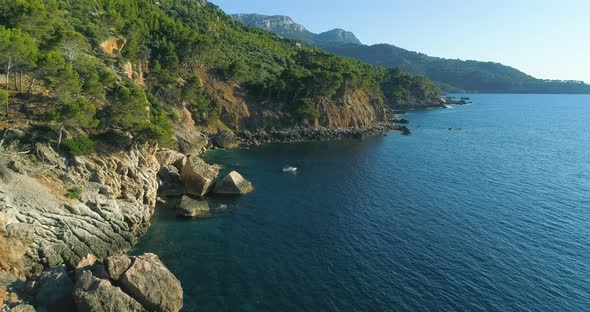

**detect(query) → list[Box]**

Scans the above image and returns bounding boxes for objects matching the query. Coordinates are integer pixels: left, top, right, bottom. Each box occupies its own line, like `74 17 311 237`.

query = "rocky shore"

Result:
236 122 401 145
0 119 407 311
0 125 258 311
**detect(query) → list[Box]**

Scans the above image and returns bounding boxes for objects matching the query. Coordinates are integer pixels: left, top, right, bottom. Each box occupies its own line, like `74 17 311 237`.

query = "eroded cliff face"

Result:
0 143 159 277
198 70 389 131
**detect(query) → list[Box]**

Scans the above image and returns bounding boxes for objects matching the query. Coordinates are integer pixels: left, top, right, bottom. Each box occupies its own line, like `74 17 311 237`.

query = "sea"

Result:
131 94 590 311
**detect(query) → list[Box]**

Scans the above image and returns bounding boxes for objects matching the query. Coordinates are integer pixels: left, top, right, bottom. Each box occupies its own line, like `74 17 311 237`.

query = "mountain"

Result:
233 14 590 94
231 13 316 42
232 14 362 45
316 28 361 45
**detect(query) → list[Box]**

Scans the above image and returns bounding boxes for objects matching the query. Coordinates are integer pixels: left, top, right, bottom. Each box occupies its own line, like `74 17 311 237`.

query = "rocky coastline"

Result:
236 121 402 145
0 119 408 311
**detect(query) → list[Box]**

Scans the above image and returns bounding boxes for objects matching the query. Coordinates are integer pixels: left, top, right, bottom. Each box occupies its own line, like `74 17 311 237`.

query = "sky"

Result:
210 0 590 83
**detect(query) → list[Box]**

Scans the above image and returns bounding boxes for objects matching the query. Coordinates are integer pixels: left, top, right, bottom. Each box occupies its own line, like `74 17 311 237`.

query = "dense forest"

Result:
234 14 590 94
0 0 440 153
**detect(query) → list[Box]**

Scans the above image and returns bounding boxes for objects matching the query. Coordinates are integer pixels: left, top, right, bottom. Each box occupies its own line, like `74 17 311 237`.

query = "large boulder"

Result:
119 254 183 312
155 149 186 169
158 165 183 196
212 130 239 149
176 196 210 218
73 270 144 312
213 171 254 195
105 255 132 281
180 156 220 197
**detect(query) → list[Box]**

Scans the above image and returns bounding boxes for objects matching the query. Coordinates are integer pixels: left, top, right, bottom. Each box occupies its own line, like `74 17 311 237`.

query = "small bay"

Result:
132 94 590 311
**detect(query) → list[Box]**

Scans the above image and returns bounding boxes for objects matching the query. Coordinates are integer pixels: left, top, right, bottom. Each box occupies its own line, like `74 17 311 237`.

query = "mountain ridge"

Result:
233 13 590 94
232 14 362 46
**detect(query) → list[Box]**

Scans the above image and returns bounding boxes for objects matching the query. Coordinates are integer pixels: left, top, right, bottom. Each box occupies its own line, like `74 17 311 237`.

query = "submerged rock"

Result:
213 171 254 195
180 156 220 197
177 196 210 218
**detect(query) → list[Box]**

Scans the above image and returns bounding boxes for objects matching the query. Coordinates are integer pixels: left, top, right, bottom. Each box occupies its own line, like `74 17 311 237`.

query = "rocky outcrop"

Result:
155 149 187 197
173 107 210 156
212 130 239 148
100 38 126 55
180 156 220 197
74 253 182 312
213 171 254 195
176 196 210 218
0 144 160 275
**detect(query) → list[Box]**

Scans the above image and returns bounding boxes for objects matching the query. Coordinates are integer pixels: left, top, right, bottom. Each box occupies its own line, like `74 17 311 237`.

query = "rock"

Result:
179 156 219 197
158 166 181 189
0 144 160 273
105 255 132 281
76 255 97 270
213 171 254 195
119 254 183 312
176 196 210 218
212 130 239 148
155 149 186 169
9 305 36 312
34 143 65 169
173 110 210 156
73 270 144 312
34 266 73 307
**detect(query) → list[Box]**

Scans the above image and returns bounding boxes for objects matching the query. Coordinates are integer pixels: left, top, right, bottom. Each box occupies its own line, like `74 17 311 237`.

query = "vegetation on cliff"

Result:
0 0 439 152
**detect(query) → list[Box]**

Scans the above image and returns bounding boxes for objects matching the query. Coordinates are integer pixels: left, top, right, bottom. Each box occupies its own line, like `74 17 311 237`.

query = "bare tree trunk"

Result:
28 77 36 95
6 57 11 117
57 124 65 152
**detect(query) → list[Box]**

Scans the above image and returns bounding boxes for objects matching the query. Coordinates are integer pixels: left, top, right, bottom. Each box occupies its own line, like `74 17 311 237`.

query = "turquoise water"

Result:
132 94 590 311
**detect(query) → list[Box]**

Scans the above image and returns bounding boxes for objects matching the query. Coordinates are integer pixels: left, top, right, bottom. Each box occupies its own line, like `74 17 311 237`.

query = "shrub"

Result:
62 136 96 156
0 89 7 106
66 187 82 200
291 98 320 123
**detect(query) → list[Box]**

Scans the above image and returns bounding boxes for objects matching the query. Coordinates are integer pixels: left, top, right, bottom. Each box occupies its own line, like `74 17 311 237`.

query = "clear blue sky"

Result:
210 0 590 83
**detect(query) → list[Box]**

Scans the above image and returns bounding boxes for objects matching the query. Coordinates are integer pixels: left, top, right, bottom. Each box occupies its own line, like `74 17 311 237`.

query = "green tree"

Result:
292 98 319 123
0 90 8 112
0 26 38 115
104 85 149 128
182 76 214 122
52 98 98 151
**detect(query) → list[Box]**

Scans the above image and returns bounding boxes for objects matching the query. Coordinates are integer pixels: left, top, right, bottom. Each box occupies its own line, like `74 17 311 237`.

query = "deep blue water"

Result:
132 94 590 311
